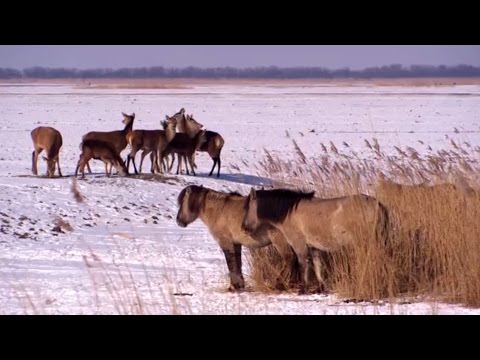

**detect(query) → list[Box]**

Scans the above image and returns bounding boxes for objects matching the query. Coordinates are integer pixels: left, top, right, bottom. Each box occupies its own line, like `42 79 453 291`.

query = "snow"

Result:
1 81 479 314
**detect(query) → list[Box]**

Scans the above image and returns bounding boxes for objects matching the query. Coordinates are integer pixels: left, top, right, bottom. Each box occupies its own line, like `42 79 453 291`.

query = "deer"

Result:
75 139 128 179
126 117 177 174
163 129 208 176
175 112 225 178
31 126 63 178
81 112 135 174
164 108 203 170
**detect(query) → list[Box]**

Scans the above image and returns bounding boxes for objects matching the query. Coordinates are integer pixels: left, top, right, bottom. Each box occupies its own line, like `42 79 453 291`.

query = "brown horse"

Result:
242 188 389 295
176 185 297 291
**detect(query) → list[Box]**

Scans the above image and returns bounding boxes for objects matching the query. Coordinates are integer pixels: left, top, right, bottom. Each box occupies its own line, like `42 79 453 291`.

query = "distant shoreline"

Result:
2 77 480 89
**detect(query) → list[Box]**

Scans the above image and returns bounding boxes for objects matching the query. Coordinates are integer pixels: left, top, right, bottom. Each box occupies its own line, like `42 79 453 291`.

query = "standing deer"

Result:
31 126 63 178
126 117 177 174
165 109 203 173
163 129 207 176
81 112 135 174
179 113 225 178
75 139 128 179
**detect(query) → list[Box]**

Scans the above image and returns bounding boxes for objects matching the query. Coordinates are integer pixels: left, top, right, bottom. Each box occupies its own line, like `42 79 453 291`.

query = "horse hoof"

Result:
228 285 242 292
298 289 308 295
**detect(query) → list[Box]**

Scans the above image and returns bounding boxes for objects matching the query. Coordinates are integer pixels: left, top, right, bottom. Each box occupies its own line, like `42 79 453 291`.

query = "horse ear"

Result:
131 112 135 118
186 187 192 195
122 112 127 117
180 108 185 114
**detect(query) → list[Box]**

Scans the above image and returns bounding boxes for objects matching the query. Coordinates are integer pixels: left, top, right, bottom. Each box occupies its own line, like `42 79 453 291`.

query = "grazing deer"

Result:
126 117 177 174
75 139 128 179
31 126 63 178
81 112 135 173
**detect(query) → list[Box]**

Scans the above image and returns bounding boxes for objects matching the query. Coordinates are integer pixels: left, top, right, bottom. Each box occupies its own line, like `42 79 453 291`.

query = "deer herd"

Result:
30 108 225 179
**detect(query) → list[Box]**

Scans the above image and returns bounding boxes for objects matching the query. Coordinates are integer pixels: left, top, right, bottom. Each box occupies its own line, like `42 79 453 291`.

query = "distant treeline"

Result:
1 64 480 79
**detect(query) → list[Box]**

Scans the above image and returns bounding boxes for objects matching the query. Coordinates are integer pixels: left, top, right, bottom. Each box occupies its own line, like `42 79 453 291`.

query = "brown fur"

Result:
126 118 177 174
81 112 135 173
176 185 296 291
242 188 390 294
31 126 63 178
75 139 128 179
181 114 225 178
168 112 204 173
164 130 207 176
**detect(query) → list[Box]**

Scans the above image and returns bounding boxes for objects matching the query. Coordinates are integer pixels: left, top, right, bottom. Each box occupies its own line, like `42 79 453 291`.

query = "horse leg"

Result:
222 245 245 291
310 248 327 294
86 161 92 174
233 244 245 289
267 230 298 290
292 245 310 295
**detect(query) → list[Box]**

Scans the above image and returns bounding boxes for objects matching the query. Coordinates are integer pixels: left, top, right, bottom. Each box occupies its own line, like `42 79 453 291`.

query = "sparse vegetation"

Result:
248 138 480 307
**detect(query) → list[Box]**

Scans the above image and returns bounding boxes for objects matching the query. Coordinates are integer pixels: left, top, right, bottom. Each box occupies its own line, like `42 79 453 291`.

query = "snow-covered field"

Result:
1 81 479 314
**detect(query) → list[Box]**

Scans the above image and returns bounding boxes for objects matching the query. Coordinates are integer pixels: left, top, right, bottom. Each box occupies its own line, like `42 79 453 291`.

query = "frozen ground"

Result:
1 81 480 314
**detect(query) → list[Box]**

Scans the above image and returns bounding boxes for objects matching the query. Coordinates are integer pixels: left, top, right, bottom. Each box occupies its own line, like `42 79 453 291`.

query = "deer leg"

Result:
32 148 42 175
168 153 175 172
104 161 110 177
158 150 169 174
75 158 86 179
32 150 37 175
138 150 149 174
208 157 218 177
128 151 139 175
150 152 156 173
145 151 156 174
187 154 196 176
183 155 190 175
56 157 62 177
216 156 221 178
176 154 182 175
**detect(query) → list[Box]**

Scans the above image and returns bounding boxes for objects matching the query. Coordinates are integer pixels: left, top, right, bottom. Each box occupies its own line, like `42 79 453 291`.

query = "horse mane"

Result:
254 188 315 223
177 186 244 215
178 185 207 215
228 191 243 197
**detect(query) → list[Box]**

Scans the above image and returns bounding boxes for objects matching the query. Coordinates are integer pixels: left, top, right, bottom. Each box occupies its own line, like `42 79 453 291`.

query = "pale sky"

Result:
0 45 479 69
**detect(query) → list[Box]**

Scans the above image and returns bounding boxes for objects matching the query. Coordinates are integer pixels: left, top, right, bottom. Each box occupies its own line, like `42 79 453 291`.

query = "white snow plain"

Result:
1 81 479 314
